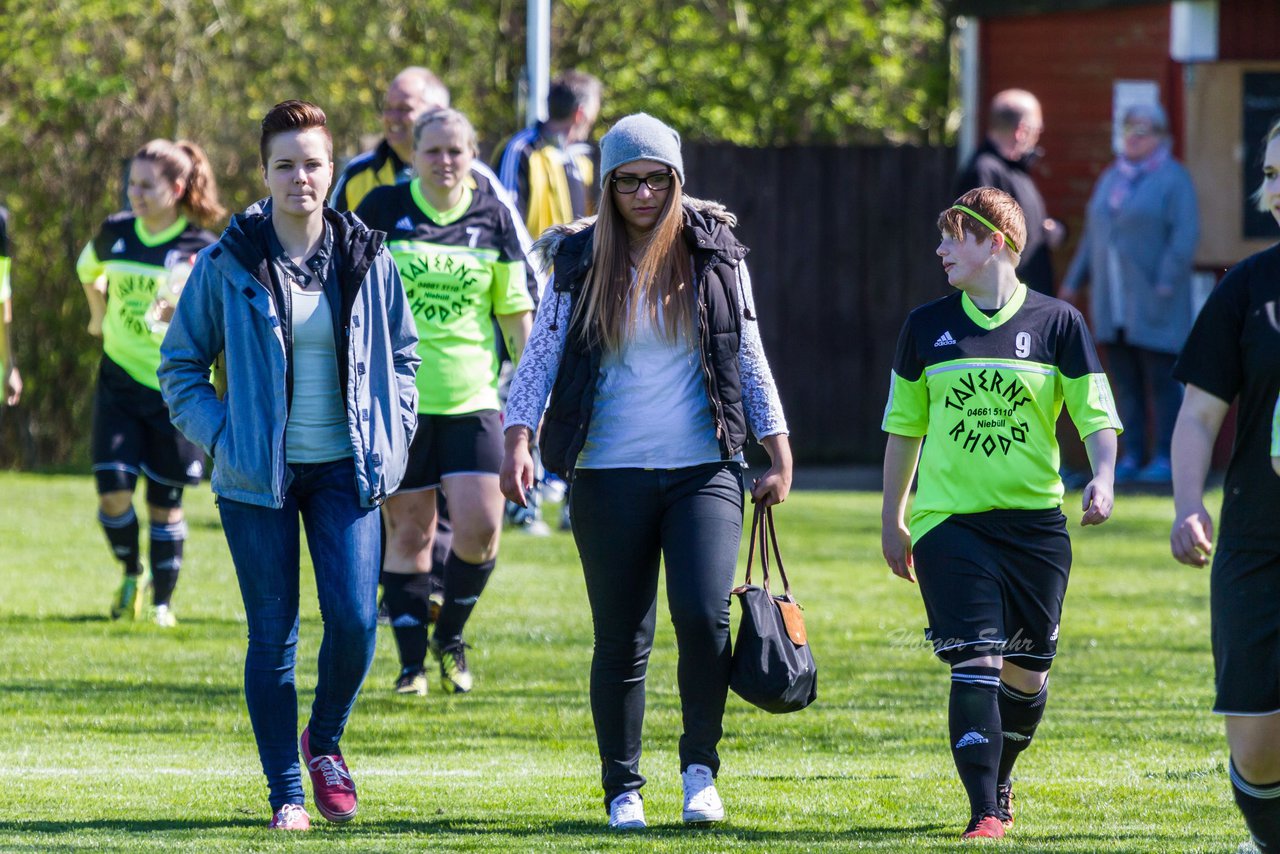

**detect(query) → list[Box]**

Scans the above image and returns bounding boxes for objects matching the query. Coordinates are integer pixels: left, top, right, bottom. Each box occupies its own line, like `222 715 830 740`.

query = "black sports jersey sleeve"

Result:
1175 245 1280 549
1174 265 1250 403
890 312 925 381
496 206 525 265
1056 306 1107 379
352 186 397 233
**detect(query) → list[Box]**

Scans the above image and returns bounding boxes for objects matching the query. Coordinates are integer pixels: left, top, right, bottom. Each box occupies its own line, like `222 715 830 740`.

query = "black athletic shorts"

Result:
1211 547 1280 715
398 410 503 492
92 356 203 506
912 508 1072 670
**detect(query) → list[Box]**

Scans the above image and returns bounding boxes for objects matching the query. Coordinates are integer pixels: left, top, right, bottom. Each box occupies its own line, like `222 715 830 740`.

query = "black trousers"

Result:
570 462 745 805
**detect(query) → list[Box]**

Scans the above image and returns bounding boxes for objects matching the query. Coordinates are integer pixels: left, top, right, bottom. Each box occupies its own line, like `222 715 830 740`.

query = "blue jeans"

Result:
218 458 381 810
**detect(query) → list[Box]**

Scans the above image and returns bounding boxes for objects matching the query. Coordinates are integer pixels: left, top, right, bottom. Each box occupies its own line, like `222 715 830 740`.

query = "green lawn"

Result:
0 472 1246 852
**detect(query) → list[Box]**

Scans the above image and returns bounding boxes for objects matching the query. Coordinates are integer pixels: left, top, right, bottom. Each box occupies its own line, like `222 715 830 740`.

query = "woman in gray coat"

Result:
1061 103 1199 484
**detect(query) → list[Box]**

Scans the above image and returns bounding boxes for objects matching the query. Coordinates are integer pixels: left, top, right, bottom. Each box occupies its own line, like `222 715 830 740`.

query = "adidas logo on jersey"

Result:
111 238 126 254
955 730 990 749
395 216 413 230
934 331 957 348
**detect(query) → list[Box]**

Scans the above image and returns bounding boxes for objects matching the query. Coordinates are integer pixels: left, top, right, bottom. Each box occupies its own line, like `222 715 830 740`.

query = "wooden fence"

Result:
681 144 957 464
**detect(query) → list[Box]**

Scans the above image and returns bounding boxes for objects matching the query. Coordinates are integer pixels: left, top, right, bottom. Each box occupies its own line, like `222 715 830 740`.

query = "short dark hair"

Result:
547 71 602 122
260 100 332 167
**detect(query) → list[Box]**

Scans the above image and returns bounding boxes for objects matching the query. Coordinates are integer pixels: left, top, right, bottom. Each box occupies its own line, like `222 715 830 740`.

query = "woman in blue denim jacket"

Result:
158 101 419 831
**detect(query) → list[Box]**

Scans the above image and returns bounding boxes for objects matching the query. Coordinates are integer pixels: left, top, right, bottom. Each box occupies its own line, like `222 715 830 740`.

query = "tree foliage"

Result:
0 0 949 466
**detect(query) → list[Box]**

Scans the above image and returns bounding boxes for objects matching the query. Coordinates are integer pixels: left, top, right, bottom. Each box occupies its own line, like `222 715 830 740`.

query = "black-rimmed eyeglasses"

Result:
611 170 673 194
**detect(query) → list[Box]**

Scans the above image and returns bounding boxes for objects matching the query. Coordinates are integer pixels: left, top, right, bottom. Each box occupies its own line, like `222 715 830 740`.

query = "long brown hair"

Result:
133 138 227 229
572 172 692 351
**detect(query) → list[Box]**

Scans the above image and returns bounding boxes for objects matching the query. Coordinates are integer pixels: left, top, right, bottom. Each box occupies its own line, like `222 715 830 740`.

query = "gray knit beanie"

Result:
599 113 684 188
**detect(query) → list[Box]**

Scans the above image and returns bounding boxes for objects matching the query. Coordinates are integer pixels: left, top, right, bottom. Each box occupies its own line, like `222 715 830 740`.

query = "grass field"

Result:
0 471 1247 852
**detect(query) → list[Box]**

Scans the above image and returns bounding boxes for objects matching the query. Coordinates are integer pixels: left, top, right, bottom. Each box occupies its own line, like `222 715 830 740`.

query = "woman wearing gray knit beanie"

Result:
501 113 793 830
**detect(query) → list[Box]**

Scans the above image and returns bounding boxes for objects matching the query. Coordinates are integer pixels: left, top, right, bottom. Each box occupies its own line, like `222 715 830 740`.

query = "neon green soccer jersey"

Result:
356 180 534 414
0 206 11 306
882 284 1122 542
77 213 215 390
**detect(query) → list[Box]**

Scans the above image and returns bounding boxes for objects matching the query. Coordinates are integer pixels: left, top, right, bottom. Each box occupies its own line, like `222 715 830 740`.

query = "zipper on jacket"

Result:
692 260 727 443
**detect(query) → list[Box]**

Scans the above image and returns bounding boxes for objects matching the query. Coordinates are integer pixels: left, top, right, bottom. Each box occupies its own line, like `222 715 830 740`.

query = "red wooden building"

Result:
951 0 1280 273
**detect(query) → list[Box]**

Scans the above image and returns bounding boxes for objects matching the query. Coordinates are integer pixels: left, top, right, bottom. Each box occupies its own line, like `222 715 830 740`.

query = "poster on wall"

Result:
1243 73 1280 239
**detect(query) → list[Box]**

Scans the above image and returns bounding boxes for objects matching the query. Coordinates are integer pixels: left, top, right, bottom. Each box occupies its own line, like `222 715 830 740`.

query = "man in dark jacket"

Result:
954 89 1064 295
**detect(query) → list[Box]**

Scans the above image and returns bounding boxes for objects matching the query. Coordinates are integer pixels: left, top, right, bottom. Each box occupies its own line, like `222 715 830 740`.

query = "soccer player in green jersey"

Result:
881 187 1120 840
357 108 534 695
77 139 225 625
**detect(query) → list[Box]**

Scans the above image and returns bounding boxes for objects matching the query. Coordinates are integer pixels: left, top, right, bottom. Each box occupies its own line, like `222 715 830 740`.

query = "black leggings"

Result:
570 462 745 806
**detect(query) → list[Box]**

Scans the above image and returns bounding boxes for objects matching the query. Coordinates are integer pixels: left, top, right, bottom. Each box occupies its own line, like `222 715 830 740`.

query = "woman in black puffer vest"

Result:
500 113 791 831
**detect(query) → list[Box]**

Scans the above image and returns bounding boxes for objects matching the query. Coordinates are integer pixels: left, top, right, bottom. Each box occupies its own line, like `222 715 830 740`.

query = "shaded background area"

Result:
0 0 954 468
683 144 955 463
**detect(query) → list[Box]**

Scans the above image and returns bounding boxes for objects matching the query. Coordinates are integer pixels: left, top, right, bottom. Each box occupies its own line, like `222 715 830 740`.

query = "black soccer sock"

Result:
149 520 186 606
997 679 1049 785
949 665 1004 819
383 572 434 671
1231 758 1280 851
98 507 142 576
432 497 453 574
433 553 496 649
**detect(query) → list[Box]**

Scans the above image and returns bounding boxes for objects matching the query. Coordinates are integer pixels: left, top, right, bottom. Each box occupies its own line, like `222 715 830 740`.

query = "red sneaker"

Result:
962 815 1006 840
300 727 357 822
269 803 311 830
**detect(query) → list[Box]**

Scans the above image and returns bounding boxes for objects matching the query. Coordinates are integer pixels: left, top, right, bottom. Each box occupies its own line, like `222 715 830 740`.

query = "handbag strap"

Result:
763 505 794 600
743 503 794 599
742 501 770 592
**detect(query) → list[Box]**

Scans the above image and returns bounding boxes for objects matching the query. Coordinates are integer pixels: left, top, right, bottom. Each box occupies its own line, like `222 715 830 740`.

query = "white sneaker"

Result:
608 791 646 830
152 604 177 628
681 764 724 823
518 519 553 537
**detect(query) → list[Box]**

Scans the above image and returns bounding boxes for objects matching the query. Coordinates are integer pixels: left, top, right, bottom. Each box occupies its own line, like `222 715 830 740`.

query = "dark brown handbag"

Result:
728 503 817 713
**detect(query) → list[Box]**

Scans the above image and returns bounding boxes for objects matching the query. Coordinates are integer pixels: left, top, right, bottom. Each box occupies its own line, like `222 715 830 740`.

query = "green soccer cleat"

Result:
394 667 428 696
110 575 144 621
432 640 473 694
